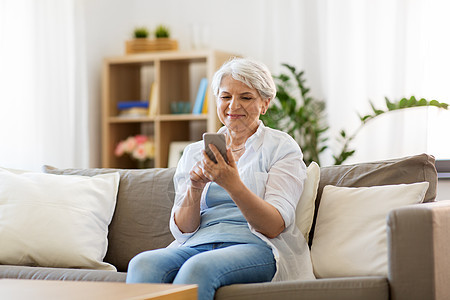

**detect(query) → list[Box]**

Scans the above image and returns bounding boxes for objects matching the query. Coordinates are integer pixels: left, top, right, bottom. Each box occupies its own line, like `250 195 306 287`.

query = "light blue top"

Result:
183 182 265 247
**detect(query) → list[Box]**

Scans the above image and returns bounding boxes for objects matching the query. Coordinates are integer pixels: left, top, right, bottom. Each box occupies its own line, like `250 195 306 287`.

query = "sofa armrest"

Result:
387 200 450 300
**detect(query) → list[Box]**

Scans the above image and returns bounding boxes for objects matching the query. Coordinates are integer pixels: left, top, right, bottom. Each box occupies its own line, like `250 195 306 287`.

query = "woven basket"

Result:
125 38 179 54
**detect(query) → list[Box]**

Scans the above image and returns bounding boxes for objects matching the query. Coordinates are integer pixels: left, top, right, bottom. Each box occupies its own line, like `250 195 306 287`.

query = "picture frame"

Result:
168 141 192 168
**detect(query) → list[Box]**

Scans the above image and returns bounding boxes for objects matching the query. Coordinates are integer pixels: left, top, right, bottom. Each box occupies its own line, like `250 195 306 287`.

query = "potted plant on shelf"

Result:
125 24 178 54
125 27 150 54
134 27 149 38
151 24 178 52
155 25 170 38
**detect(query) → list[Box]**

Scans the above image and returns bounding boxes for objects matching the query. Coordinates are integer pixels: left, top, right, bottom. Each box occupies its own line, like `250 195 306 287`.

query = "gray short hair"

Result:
211 57 276 101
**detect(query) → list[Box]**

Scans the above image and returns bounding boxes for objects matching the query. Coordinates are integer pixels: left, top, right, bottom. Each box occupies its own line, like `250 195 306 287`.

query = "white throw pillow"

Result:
311 182 429 278
296 162 320 241
0 168 120 270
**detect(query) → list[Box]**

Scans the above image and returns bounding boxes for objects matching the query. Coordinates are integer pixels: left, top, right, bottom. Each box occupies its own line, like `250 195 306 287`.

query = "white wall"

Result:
81 0 450 167
82 0 321 167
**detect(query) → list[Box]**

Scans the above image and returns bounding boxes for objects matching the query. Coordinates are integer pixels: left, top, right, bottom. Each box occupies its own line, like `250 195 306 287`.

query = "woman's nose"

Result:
230 97 240 109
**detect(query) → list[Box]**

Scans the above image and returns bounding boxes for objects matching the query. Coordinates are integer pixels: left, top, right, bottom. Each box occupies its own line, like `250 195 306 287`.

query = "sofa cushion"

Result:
43 166 176 272
0 168 119 270
215 276 388 300
0 265 127 282
295 161 320 241
310 182 429 278
309 153 437 244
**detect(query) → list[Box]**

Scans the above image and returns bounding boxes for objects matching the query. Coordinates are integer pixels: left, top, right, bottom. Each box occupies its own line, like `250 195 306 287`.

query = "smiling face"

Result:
217 75 270 136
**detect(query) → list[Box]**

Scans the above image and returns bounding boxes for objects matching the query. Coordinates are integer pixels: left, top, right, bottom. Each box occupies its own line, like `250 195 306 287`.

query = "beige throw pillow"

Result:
0 168 120 270
295 162 320 241
311 182 429 278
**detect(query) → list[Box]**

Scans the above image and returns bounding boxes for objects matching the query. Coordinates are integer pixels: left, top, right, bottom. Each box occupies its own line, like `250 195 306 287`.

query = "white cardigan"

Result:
169 121 315 281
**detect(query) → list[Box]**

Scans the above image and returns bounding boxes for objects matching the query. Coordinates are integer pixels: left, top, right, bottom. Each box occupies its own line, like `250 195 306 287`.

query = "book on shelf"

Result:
148 82 158 117
201 88 209 114
192 78 208 115
117 101 149 110
117 101 149 117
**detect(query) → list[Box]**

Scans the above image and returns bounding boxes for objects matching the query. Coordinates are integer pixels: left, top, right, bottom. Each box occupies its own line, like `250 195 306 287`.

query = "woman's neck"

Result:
226 125 258 151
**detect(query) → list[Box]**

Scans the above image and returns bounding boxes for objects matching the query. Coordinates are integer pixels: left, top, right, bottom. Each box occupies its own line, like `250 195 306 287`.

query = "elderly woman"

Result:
126 57 315 300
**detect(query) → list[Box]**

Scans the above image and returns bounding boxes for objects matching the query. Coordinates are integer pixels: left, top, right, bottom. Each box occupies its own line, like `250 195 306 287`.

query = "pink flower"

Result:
115 135 155 161
132 143 147 160
124 136 137 153
114 141 125 157
135 135 148 144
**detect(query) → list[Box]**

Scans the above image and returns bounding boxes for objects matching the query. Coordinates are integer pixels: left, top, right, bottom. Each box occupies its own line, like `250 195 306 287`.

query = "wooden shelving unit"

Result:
102 50 236 168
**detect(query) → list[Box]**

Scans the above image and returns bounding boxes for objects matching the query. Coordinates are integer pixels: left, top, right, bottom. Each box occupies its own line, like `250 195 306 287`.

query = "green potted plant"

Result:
125 24 178 54
154 25 170 38
260 64 328 166
261 63 449 166
133 27 149 39
126 26 151 54
152 24 178 51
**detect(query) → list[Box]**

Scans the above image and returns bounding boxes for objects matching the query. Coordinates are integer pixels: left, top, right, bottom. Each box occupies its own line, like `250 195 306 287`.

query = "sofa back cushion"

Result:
309 153 437 244
43 166 176 272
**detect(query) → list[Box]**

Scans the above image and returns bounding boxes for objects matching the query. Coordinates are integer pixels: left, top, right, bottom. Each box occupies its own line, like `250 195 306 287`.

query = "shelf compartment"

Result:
102 50 235 168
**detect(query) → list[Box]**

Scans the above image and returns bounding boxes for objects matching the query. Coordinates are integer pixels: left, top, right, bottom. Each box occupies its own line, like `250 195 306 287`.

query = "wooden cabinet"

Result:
102 50 235 168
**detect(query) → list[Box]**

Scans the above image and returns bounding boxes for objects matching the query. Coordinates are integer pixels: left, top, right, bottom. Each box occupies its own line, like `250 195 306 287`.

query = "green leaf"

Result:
268 63 329 165
385 97 396 110
429 100 440 107
369 101 383 115
399 98 408 108
360 115 372 123
407 96 417 106
417 98 428 106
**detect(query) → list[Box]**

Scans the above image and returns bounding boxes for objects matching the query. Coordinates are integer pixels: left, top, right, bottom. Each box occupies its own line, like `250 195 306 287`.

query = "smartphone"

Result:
203 133 228 163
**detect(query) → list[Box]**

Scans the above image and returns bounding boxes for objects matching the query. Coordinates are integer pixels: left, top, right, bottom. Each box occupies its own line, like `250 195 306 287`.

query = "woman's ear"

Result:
261 98 271 115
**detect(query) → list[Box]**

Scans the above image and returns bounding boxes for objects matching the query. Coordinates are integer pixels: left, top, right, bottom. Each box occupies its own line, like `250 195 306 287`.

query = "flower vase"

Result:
137 159 153 169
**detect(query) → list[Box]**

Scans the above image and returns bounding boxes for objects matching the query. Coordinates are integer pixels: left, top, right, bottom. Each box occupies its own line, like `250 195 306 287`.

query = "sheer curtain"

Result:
0 0 88 171
259 0 450 165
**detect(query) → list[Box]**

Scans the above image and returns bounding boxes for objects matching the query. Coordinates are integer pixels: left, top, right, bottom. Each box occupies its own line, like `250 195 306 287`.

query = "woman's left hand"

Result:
201 144 239 189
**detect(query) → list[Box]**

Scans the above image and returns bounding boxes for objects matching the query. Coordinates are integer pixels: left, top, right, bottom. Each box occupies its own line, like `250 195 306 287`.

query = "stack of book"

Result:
117 101 149 117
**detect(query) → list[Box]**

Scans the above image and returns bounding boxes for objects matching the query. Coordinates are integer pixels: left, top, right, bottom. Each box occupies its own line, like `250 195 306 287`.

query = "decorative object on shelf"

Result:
170 101 191 114
125 24 178 54
168 141 192 168
261 63 449 166
190 23 211 50
115 135 155 168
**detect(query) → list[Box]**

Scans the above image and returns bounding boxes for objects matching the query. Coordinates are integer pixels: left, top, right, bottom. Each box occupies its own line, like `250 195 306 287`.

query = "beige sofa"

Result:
1 153 448 300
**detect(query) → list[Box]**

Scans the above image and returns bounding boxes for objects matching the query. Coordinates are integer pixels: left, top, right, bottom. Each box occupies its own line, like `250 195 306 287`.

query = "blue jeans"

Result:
126 242 276 300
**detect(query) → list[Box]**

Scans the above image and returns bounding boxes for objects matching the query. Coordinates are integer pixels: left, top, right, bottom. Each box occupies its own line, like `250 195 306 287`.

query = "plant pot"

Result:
137 159 154 169
125 38 179 54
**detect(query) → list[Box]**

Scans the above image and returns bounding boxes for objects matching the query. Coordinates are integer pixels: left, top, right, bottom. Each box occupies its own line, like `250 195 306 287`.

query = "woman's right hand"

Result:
189 160 211 191
174 160 209 234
